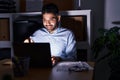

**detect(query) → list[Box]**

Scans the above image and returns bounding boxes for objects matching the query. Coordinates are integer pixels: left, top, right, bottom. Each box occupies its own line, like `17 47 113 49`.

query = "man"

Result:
24 3 77 65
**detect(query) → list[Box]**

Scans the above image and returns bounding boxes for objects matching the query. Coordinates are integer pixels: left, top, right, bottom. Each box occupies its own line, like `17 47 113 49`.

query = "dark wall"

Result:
0 48 11 60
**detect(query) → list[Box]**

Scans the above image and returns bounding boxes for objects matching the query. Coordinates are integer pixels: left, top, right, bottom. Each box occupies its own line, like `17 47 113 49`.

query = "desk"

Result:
15 62 94 80
0 59 94 80
0 59 13 80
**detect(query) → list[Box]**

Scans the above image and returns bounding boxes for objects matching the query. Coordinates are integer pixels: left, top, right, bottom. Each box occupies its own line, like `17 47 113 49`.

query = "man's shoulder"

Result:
34 28 46 33
31 28 46 36
58 27 72 33
59 27 73 34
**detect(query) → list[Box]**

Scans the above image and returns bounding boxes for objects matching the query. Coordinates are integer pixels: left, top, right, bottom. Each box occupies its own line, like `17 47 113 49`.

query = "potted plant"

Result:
92 26 120 80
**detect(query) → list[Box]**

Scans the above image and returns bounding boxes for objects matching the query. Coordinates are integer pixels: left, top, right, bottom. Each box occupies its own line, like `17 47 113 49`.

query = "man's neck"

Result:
49 30 54 34
48 27 58 34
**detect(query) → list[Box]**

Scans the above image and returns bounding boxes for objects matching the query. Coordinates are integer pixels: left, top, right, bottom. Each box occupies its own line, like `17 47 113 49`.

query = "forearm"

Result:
60 54 77 61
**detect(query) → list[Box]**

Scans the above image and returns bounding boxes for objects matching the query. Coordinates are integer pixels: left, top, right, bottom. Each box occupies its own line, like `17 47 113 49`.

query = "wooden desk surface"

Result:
0 59 94 80
0 59 13 80
14 62 94 80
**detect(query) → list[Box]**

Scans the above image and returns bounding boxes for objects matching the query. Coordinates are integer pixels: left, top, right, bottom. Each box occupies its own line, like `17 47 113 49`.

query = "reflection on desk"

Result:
0 59 13 80
56 61 93 72
14 61 94 80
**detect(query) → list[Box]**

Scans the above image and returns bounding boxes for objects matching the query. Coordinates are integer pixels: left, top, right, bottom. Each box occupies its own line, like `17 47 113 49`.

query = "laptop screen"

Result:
13 43 52 68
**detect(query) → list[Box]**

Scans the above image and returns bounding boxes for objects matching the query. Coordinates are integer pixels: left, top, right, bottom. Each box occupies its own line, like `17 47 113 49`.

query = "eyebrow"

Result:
51 17 57 19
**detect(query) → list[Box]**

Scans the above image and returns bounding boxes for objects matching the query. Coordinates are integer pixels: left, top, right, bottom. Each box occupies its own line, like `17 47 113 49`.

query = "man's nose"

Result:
46 20 51 25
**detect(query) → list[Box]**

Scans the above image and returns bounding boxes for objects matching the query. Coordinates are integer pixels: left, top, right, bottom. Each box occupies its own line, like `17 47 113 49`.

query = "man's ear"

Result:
57 15 61 22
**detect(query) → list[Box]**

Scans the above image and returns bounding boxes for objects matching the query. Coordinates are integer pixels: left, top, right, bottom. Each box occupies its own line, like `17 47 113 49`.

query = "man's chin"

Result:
45 27 56 32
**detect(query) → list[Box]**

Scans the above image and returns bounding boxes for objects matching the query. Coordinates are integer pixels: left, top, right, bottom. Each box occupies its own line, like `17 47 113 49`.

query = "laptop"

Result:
13 43 52 68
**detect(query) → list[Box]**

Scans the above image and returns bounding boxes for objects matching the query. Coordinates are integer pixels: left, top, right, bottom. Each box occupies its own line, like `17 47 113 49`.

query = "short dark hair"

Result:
42 3 59 15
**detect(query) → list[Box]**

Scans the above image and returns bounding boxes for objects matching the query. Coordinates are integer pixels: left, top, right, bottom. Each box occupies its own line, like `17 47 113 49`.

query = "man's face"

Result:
42 13 60 33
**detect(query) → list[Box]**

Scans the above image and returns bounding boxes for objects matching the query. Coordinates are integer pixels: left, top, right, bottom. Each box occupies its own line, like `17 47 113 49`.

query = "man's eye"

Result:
51 17 57 20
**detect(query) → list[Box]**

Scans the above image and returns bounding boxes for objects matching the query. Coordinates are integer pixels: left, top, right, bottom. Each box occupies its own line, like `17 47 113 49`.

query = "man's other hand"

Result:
51 56 62 65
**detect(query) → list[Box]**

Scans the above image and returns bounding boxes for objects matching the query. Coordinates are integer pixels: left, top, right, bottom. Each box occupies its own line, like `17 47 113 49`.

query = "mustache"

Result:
45 25 53 26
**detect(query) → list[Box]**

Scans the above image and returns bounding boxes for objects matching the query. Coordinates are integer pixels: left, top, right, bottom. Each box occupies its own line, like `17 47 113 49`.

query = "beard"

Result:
44 25 57 32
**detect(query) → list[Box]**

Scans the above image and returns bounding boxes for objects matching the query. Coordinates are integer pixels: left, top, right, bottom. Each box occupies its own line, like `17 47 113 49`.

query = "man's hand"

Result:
24 38 34 43
51 56 62 65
